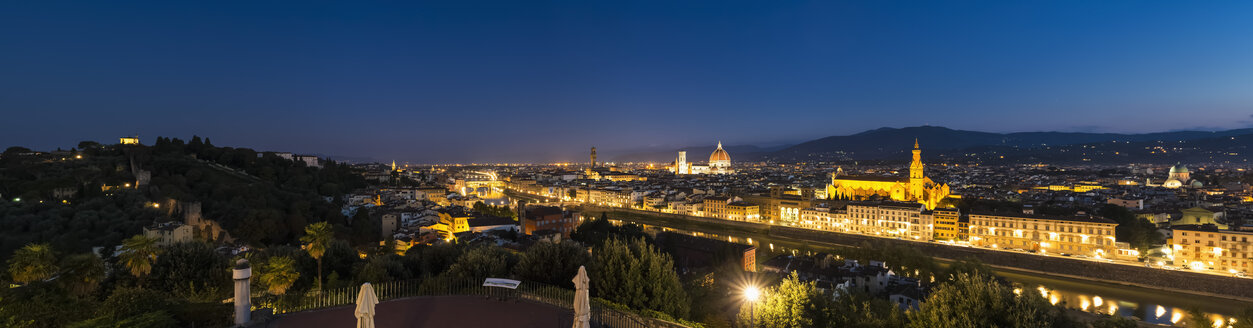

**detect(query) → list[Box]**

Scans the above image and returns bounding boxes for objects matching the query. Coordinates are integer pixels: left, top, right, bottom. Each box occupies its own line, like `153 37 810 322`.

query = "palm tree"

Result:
119 234 161 287
6 243 58 284
259 256 301 295
300 222 333 291
59 253 106 296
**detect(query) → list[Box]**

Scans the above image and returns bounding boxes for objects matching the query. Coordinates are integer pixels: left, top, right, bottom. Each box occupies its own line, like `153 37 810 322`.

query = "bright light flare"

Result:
744 285 761 302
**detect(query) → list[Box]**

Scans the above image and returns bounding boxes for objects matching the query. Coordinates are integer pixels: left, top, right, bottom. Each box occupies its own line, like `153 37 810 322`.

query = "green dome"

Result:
1169 164 1188 174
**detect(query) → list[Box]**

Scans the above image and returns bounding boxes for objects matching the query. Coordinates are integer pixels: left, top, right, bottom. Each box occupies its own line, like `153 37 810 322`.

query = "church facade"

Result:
1147 163 1203 189
670 142 734 175
826 140 950 210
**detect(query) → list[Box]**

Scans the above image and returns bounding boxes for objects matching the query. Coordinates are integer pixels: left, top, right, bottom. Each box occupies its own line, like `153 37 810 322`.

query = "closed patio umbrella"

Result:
355 283 379 328
573 266 591 328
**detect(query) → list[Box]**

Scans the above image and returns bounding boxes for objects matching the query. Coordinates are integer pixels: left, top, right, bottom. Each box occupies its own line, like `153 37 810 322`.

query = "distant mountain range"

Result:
767 126 1253 162
614 126 1253 164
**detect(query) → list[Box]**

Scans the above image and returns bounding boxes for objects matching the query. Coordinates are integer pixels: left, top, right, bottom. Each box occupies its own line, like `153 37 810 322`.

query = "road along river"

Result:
604 215 1251 326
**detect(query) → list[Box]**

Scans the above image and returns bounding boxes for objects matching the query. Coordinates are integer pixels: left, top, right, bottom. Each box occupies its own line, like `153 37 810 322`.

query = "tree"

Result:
944 257 994 282
149 242 229 301
404 243 463 277
119 235 162 287
77 141 103 150
301 221 333 291
445 246 517 283
1098 204 1164 252
59 253 107 297
828 292 908 328
355 255 409 284
3 147 32 156
6 243 58 284
349 210 378 247
95 287 174 322
513 241 590 288
741 272 838 328
1091 316 1138 328
589 238 689 319
907 273 1062 328
570 214 651 247
258 256 300 295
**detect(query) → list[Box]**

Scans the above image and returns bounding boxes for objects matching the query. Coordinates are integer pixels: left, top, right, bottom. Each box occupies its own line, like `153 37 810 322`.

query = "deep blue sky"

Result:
2 1 1251 163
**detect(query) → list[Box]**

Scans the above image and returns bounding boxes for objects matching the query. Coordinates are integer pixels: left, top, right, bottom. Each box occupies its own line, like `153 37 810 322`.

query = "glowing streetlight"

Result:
744 285 761 302
743 285 762 328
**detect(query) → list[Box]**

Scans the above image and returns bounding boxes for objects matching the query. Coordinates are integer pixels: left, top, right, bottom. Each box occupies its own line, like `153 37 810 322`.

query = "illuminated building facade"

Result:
932 209 963 240
670 142 734 175
142 222 192 246
726 201 760 222
522 206 580 238
701 196 729 218
968 213 1117 256
1148 163 1204 189
700 196 758 221
119 135 140 145
826 140 950 210
1172 226 1252 273
742 187 815 224
845 202 933 240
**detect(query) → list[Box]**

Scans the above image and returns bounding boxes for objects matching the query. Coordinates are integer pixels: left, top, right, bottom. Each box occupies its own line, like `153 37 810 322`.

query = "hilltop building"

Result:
826 140 950 210
669 142 734 175
1148 163 1203 189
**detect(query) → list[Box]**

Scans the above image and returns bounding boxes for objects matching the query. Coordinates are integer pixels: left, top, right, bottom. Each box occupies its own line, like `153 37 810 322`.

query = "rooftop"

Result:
968 211 1117 224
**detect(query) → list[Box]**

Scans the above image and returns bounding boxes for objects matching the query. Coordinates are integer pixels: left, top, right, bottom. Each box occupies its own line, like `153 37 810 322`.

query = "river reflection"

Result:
618 220 1250 327
1004 271 1241 326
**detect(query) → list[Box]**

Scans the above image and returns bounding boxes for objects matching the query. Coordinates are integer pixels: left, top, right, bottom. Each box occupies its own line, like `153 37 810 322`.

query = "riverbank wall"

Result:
580 205 1253 300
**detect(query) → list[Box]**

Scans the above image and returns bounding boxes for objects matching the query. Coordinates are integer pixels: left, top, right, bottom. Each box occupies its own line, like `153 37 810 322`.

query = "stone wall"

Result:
581 205 1253 300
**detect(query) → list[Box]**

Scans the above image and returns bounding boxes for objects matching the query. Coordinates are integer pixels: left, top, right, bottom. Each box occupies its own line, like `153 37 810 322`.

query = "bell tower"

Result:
590 147 597 168
909 139 925 199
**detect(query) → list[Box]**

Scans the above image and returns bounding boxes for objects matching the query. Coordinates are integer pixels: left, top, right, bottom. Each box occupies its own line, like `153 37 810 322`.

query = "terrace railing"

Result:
253 278 691 328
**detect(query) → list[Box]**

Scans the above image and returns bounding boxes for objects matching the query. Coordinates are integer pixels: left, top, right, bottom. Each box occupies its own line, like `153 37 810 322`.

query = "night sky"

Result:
2 1 1251 163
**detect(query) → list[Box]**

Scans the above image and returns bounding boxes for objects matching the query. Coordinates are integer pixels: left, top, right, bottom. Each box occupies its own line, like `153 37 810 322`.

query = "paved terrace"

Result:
271 295 574 328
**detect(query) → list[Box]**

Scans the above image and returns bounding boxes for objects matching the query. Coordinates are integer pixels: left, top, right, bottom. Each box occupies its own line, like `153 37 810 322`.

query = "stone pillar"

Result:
233 259 252 326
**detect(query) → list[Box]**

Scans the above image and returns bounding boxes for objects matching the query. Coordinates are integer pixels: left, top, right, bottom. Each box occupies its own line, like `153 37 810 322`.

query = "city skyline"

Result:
5 2 1253 327
3 1 1253 163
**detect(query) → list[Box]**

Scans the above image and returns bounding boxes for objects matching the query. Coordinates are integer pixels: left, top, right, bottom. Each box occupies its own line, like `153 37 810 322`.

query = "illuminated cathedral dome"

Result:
709 142 730 162
1159 162 1200 189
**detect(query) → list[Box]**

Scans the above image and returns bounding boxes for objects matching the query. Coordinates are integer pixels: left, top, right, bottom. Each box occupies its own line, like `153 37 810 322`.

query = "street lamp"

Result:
744 285 761 328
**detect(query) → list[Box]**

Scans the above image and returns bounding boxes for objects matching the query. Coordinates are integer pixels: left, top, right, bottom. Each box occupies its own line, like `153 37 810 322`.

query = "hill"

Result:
0 137 368 260
766 126 1253 163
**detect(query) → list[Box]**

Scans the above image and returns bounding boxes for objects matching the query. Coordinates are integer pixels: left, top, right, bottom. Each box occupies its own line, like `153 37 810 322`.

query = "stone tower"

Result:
590 147 597 168
909 139 925 198
676 151 688 174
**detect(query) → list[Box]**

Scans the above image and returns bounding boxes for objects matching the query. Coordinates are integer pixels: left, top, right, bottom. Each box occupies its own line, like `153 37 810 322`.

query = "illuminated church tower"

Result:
909 139 925 197
827 140 950 209
590 147 597 168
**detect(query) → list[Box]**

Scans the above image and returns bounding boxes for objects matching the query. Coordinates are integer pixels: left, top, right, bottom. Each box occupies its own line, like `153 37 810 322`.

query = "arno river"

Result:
613 218 1252 327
